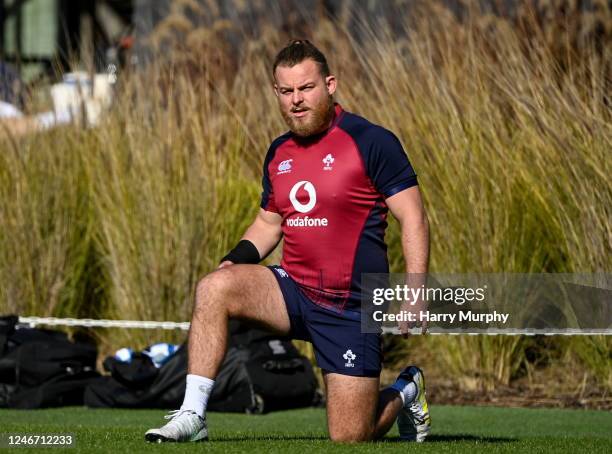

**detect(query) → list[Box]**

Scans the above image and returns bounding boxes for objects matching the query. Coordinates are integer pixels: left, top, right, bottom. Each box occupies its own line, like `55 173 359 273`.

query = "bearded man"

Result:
146 39 431 443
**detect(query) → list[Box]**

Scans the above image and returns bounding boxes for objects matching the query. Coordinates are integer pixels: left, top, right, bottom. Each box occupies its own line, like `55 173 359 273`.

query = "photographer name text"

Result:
372 310 510 324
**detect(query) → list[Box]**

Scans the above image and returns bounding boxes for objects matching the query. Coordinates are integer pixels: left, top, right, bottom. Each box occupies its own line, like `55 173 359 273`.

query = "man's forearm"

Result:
241 219 282 261
219 210 282 268
396 215 430 335
402 215 430 275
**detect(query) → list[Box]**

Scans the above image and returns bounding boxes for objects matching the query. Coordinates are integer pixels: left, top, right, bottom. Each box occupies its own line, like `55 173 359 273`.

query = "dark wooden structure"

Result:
0 0 133 79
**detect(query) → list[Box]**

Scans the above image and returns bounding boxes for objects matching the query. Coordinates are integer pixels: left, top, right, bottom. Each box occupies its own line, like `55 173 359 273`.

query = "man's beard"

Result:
281 95 335 137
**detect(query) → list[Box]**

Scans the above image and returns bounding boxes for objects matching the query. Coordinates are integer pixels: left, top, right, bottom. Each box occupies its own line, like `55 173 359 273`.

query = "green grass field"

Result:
0 405 610 453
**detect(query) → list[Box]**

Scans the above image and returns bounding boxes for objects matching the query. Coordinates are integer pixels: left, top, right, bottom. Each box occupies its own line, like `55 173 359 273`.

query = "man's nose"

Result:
291 89 304 105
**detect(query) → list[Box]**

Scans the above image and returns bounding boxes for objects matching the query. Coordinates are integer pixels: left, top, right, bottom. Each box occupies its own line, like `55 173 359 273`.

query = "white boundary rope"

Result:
17 316 609 335
19 316 190 331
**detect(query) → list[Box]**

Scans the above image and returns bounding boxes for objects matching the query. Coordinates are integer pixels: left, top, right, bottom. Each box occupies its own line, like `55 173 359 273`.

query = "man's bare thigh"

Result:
201 264 290 335
324 372 380 441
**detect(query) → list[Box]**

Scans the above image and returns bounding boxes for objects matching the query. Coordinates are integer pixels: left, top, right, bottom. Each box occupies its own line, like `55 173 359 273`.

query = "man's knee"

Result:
194 268 239 311
329 424 374 443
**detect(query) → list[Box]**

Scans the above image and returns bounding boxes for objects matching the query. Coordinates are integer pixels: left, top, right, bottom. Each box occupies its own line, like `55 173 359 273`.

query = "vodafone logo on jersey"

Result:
289 181 316 213
287 181 328 227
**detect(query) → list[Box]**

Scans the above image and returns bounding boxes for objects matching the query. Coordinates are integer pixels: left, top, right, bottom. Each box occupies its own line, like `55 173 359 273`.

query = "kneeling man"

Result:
146 39 431 443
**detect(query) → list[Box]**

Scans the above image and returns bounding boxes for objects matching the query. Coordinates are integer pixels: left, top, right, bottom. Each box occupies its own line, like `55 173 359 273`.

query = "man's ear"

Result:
273 84 279 97
325 75 337 96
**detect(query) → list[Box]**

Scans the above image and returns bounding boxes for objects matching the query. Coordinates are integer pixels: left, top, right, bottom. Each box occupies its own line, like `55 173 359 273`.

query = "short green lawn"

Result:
0 405 610 453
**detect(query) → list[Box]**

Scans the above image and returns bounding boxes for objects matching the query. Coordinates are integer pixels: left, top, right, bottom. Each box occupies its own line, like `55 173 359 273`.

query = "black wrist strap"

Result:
221 239 261 264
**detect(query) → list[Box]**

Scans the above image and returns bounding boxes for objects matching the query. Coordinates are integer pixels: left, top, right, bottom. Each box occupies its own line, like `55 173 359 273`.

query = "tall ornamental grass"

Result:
360 2 611 390
0 128 97 321
84 71 264 348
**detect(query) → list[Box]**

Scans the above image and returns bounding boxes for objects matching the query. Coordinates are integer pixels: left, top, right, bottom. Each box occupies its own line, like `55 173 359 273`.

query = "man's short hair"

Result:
272 39 330 79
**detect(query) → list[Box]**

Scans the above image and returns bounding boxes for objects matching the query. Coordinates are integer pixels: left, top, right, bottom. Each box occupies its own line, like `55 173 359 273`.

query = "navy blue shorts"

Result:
268 265 382 377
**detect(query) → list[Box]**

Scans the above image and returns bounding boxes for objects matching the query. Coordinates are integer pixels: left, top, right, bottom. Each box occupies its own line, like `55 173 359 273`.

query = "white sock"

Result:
389 378 417 406
180 374 215 417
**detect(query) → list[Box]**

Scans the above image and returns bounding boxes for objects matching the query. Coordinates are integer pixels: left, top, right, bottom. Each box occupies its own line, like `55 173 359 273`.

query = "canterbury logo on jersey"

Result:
287 181 328 227
277 159 293 175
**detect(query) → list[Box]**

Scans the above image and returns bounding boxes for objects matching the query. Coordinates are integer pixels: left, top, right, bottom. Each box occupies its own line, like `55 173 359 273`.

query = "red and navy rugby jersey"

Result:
261 104 418 311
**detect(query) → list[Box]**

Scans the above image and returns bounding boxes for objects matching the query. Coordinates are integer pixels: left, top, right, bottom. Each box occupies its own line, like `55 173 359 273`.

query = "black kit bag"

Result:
85 348 186 408
103 352 159 389
0 315 19 406
208 323 320 413
0 314 99 409
86 322 320 412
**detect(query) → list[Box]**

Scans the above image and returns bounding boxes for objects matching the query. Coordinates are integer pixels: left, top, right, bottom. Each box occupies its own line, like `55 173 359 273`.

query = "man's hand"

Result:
398 297 429 337
218 260 234 269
